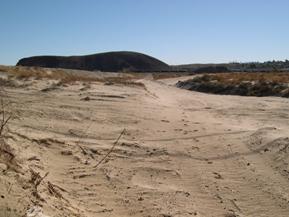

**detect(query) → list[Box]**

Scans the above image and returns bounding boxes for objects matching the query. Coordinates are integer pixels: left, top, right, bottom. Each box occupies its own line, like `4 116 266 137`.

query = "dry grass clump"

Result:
0 65 65 80
0 65 93 82
204 72 289 85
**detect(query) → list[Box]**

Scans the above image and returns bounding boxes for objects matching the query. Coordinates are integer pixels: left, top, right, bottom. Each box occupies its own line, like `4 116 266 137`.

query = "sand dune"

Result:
0 72 289 217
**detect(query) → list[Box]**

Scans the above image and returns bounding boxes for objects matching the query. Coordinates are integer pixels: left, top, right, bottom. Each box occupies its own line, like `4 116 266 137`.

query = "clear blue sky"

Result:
1 0 289 65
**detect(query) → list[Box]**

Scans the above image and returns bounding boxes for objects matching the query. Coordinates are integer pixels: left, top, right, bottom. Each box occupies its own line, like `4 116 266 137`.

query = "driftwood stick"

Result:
94 129 126 169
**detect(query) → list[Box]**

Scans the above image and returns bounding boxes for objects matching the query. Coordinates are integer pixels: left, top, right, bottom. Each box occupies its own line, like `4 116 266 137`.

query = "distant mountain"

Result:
16 51 170 72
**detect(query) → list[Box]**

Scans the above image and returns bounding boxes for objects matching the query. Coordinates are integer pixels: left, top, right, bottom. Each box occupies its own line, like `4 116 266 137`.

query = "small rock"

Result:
81 96 90 101
263 148 269 152
161 120 170 123
27 156 40 161
104 81 114 85
213 172 223 179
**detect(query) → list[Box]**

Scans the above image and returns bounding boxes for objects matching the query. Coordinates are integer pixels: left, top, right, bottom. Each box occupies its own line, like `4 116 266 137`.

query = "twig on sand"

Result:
47 181 64 199
94 129 126 169
230 199 241 212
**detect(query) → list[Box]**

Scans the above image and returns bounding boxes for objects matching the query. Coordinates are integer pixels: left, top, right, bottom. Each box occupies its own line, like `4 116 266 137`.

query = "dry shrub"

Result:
178 72 289 97
206 72 289 85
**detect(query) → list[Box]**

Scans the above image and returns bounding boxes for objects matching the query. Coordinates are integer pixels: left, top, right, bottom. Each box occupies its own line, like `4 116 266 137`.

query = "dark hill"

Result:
16 51 170 72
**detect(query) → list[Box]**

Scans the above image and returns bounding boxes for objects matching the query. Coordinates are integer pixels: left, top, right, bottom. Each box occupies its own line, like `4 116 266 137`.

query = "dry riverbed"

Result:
0 69 289 217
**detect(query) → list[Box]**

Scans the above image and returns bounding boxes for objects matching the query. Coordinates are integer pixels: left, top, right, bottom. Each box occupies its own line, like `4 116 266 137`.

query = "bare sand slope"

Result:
1 75 289 217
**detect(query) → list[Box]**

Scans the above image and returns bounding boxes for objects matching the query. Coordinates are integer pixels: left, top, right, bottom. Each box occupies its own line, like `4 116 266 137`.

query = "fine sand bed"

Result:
0 70 289 217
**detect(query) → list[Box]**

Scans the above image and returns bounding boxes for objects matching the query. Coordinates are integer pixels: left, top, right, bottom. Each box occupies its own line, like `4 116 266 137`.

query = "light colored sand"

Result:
1 74 289 217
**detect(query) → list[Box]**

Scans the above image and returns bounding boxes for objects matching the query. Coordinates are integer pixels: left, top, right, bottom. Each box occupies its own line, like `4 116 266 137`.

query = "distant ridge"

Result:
16 51 170 72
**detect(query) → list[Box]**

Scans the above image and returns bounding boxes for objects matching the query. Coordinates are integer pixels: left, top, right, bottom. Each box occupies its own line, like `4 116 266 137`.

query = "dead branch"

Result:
0 97 13 137
47 181 64 199
29 169 49 189
94 128 126 169
47 181 70 203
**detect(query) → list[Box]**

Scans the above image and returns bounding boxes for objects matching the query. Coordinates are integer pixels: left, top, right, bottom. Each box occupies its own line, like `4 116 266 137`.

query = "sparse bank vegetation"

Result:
177 72 289 97
0 90 25 217
0 65 145 88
